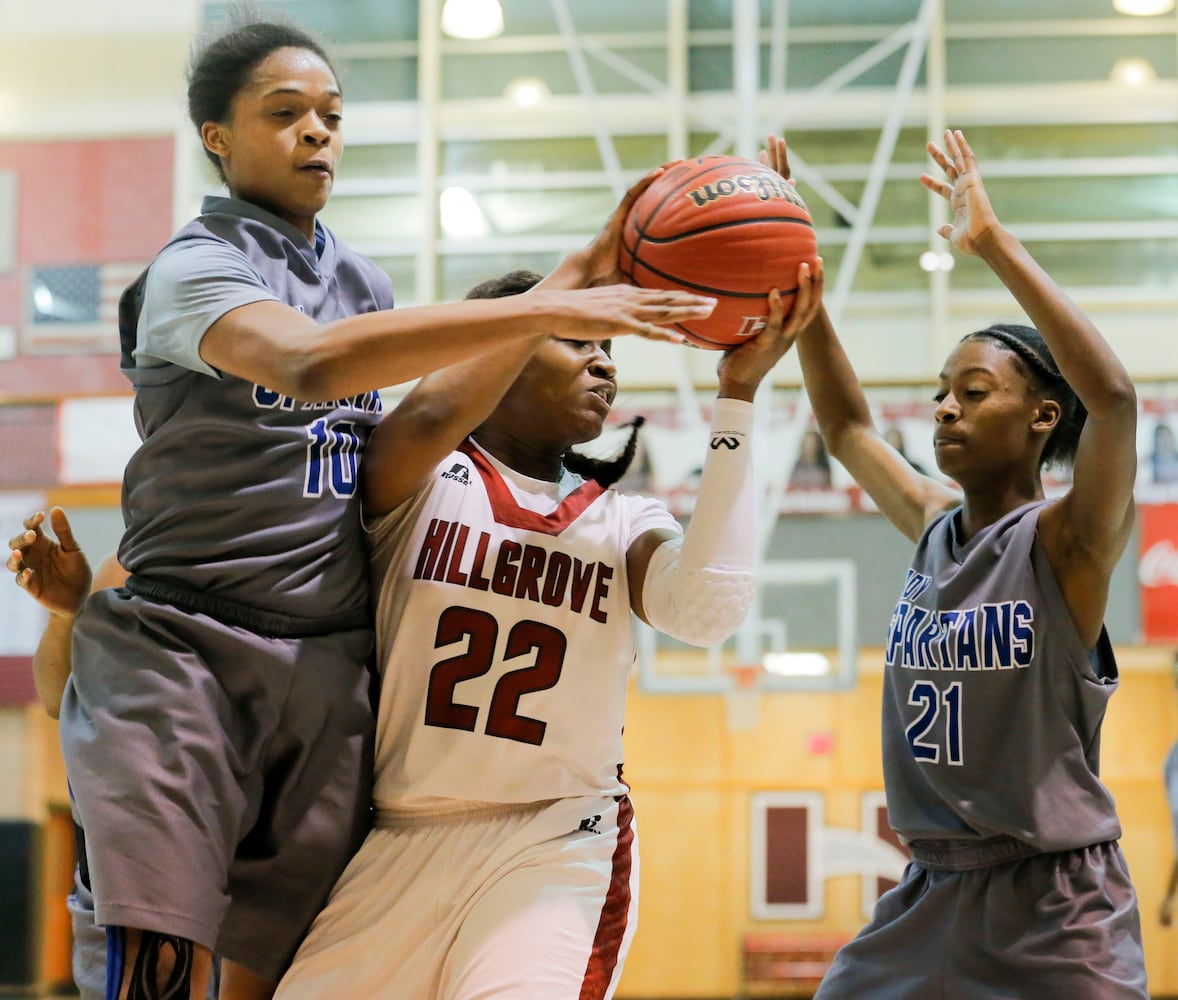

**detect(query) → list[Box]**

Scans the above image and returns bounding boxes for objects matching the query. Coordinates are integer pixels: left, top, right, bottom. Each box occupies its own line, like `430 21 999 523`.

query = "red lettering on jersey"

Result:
569 558 595 613
411 519 614 622
444 524 470 585
413 518 449 580
515 544 546 602
590 564 613 624
467 531 492 591
492 541 522 595
434 521 460 582
542 552 572 607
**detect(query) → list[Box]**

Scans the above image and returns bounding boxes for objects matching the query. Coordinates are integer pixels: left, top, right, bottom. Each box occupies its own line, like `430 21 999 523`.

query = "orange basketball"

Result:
619 155 818 350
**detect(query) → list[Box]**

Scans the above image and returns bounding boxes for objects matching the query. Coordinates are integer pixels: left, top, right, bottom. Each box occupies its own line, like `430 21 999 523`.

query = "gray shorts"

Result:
60 588 376 982
814 840 1148 1000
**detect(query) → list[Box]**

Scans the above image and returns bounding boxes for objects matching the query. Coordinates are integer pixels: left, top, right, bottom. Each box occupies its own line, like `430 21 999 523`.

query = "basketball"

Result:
619 155 818 350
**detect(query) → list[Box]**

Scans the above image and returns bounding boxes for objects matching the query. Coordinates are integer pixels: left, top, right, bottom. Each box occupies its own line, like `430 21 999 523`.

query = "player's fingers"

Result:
774 136 792 181
919 174 952 200
635 322 684 344
20 510 45 532
617 166 665 216
812 255 825 289
763 287 787 332
943 129 966 170
639 290 716 318
953 129 977 167
6 527 35 552
783 263 818 333
48 506 80 553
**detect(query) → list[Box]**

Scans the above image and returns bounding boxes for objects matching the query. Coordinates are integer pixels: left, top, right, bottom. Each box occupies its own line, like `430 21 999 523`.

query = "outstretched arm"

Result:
196 173 711 405
760 135 959 543
362 169 709 517
629 263 822 645
7 508 127 718
923 130 1136 643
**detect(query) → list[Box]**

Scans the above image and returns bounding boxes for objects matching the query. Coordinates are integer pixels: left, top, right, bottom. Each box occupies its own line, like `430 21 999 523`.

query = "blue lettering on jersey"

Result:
900 568 932 601
888 598 1035 672
251 386 383 414
412 517 615 623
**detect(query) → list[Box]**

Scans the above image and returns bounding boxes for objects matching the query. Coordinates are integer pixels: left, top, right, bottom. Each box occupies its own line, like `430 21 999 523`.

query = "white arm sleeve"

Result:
641 398 756 647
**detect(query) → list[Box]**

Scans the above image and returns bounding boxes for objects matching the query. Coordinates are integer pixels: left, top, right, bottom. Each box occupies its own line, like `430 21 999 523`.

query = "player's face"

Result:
503 337 617 449
932 338 1044 487
204 47 343 238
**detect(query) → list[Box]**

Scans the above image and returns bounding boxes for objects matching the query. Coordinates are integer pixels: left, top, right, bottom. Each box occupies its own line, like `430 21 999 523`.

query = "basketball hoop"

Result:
723 663 763 733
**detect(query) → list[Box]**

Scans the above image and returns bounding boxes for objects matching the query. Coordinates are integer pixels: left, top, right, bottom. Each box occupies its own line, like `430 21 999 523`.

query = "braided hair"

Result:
463 271 645 489
564 416 646 489
961 323 1086 470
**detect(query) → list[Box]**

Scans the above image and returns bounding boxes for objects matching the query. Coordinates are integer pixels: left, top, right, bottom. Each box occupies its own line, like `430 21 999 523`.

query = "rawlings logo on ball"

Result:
685 172 807 210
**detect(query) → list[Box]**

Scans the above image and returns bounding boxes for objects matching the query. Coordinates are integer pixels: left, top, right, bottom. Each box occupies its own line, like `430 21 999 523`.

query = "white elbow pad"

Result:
641 398 757 647
641 537 755 647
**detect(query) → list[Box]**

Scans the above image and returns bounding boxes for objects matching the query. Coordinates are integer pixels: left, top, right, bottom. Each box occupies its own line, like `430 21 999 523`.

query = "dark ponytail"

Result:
565 416 646 489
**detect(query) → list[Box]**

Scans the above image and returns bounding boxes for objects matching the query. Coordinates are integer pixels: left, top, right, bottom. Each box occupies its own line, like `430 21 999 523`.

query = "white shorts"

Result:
275 795 638 1000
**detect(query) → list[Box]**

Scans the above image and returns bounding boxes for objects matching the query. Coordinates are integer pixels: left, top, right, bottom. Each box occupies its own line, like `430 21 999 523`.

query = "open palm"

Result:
919 129 1000 256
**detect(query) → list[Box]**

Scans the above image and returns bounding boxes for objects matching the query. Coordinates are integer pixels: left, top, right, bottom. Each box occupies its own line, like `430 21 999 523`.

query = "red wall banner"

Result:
1139 503 1178 642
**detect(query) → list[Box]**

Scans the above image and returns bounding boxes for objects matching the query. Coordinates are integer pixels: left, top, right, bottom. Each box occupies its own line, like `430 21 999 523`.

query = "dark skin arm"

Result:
763 134 960 544
198 264 710 404
7 507 127 719
922 130 1137 647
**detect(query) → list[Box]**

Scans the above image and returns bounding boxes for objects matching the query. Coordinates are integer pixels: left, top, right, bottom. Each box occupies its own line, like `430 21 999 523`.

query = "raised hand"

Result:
759 133 793 183
920 129 1001 256
716 258 823 401
540 283 715 345
7 507 93 617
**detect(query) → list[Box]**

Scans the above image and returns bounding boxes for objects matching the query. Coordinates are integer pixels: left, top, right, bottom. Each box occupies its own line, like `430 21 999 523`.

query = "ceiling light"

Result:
504 76 551 108
441 0 504 40
919 250 954 273
440 186 490 239
1113 0 1175 14
762 652 831 678
1110 57 1157 86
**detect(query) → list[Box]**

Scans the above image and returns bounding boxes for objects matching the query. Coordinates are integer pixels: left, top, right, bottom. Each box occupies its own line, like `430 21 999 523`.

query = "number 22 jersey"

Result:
365 438 680 817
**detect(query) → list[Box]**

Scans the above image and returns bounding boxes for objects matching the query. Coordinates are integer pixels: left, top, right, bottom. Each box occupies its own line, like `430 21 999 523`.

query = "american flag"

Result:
24 261 143 354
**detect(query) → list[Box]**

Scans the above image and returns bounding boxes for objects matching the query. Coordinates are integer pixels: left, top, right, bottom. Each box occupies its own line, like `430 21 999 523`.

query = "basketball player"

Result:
273 260 819 1000
7 509 223 1000
55 15 715 1000
780 129 1146 998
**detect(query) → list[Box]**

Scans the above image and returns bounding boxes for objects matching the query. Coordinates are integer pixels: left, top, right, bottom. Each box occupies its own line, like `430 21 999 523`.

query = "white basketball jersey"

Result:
366 439 680 816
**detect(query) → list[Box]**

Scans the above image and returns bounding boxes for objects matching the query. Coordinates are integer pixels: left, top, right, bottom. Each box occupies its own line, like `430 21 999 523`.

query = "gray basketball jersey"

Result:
117 196 394 622
882 499 1122 852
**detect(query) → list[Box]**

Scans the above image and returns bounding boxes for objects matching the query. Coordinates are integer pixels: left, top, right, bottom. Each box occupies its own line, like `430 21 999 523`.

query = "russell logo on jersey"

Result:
442 463 471 485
